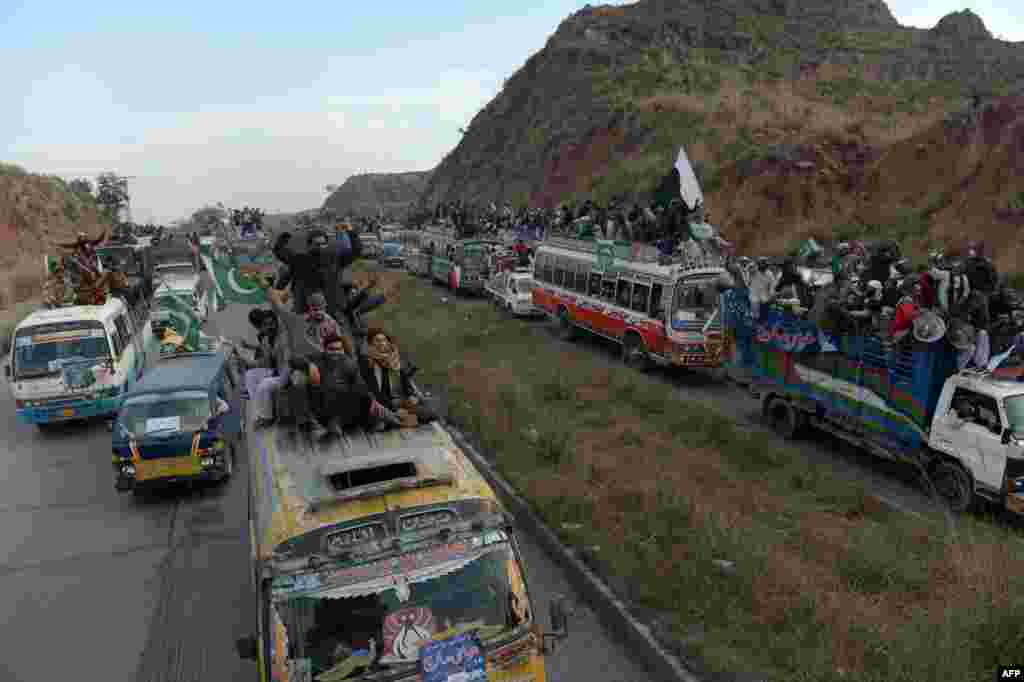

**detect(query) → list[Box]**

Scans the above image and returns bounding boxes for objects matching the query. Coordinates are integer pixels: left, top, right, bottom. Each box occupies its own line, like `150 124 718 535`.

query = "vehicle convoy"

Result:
5 297 150 428
721 291 1024 513
235 391 569 680
112 347 240 493
486 268 541 318
423 231 504 295
532 236 727 370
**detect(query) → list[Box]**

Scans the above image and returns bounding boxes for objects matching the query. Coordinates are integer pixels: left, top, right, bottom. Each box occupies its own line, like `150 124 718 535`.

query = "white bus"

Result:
5 298 153 429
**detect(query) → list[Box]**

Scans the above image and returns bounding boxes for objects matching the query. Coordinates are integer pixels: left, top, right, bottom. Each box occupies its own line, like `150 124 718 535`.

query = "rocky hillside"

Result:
420 1 1024 266
322 170 432 219
0 163 110 308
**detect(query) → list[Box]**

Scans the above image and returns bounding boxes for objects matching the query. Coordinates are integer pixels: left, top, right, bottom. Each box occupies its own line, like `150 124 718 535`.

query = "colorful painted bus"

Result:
235 400 570 680
531 236 728 370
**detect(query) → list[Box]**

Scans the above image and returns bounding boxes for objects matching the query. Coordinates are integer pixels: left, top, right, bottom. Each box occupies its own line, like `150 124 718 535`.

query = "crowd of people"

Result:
234 223 438 439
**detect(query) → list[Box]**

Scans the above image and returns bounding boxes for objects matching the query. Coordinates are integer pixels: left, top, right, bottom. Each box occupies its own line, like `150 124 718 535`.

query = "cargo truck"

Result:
720 288 1024 514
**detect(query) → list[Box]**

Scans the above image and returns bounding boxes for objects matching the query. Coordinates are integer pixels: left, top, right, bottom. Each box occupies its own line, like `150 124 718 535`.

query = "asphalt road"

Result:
0 301 654 682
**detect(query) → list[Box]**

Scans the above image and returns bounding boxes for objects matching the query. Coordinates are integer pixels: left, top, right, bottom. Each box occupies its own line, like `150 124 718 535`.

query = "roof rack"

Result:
543 235 725 272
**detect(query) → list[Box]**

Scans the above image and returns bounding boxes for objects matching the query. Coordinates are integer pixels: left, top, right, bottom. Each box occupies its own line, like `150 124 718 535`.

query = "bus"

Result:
235 401 569 681
532 235 727 370
5 297 153 429
429 239 505 295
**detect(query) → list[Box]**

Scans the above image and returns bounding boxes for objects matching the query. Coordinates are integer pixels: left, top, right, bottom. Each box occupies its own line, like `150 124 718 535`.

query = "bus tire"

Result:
557 308 576 341
622 333 651 371
931 459 975 513
767 398 802 440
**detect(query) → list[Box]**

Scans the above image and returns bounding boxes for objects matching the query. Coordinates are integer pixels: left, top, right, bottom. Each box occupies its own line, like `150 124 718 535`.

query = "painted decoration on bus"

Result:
325 522 389 555
382 606 437 663
399 509 456 534
595 242 615 271
317 541 471 591
420 631 487 682
753 310 838 354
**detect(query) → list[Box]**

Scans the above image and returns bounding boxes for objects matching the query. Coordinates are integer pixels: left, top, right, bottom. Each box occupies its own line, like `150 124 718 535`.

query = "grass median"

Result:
353 263 1024 682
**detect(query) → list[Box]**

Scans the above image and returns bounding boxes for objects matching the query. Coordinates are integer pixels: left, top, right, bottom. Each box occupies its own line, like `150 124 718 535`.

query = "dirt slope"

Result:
0 164 110 308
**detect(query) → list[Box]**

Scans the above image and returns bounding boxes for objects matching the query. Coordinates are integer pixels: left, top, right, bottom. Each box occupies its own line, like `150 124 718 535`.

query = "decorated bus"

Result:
531 236 728 370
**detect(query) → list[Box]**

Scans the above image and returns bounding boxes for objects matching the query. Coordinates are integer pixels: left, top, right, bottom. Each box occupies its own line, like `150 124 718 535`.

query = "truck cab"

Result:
927 372 1024 512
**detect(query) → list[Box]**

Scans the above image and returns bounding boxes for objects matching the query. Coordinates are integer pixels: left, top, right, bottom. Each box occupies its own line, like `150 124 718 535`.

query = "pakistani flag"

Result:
205 250 273 306
154 289 203 352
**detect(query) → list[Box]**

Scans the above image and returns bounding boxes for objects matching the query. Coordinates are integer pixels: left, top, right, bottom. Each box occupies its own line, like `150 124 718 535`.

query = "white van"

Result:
485 268 540 317
5 297 152 429
152 261 212 325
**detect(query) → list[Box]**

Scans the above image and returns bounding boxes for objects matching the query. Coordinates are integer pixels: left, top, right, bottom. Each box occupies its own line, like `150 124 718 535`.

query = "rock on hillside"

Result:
419 0 1024 261
323 171 432 219
0 163 110 307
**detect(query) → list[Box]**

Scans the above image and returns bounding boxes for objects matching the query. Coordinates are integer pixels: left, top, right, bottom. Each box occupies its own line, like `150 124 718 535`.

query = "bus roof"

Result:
16 298 128 331
249 421 498 560
538 242 724 281
123 351 226 399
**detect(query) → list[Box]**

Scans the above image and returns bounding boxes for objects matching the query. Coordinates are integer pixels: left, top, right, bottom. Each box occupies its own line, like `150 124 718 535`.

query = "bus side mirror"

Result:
1003 428 1014 445
235 634 258 661
543 595 570 653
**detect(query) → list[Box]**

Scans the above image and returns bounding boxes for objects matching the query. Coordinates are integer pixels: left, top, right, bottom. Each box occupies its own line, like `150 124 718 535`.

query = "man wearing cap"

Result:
265 287 343 430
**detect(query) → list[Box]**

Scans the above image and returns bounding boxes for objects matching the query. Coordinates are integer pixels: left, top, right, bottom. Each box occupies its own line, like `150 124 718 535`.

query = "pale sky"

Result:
3 1 1021 224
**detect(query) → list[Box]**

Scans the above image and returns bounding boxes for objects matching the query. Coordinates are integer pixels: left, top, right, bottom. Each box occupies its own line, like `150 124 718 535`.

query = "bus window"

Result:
650 284 664 318
673 280 718 325
574 264 588 293
553 261 565 287
601 277 616 301
631 284 650 313
589 273 602 297
542 255 553 284
616 280 632 308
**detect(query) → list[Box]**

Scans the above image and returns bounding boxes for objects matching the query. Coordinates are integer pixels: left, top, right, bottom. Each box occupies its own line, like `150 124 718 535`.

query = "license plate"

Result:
138 456 197 481
61 408 75 418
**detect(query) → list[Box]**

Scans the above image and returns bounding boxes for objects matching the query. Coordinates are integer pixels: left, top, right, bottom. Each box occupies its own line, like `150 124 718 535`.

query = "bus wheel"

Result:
767 398 802 440
622 333 651 371
557 309 576 341
931 459 974 513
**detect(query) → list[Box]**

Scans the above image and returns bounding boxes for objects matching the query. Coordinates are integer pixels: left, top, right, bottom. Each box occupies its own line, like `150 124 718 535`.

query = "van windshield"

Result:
13 322 111 379
271 538 528 680
118 390 211 437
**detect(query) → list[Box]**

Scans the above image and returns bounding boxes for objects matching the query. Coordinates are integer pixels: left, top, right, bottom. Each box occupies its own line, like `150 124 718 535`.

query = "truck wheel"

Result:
622 333 651 371
767 398 802 440
557 308 576 341
931 460 974 513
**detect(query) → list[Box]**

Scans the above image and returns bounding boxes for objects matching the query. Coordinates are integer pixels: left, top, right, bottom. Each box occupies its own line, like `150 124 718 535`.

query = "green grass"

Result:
356 264 1024 681
1005 191 1024 211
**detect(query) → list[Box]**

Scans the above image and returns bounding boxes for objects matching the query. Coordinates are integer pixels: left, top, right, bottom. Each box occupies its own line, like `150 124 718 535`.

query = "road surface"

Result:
0 302 654 682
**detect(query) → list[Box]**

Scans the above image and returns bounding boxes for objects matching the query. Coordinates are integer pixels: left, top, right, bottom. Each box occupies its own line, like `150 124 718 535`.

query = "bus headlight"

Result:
122 464 135 476
200 456 215 467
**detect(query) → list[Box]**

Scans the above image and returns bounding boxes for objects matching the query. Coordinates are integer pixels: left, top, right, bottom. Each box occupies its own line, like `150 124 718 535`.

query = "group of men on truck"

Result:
235 223 438 439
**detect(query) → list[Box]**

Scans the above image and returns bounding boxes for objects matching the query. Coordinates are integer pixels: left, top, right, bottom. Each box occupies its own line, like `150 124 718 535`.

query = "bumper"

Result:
116 465 229 491
17 397 121 425
511 302 541 316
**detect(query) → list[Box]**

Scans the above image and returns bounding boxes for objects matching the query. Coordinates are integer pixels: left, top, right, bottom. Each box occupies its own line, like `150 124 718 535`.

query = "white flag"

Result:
675 147 704 211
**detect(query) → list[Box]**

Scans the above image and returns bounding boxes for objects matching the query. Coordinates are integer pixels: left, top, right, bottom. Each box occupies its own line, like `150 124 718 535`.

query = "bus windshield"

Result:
271 538 529 680
671 279 719 328
118 390 211 436
13 322 111 379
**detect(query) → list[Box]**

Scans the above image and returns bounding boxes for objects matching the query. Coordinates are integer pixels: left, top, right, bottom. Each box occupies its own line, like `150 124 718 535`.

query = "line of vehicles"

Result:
4 223 573 681
399 220 1024 520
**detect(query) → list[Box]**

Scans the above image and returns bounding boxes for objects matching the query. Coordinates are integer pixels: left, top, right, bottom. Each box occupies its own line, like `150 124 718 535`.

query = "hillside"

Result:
419 1 1024 267
322 170 432 219
0 163 110 309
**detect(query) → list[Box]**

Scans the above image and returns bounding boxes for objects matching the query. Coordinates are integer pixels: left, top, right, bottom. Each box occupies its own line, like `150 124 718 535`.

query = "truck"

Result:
720 288 1024 514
